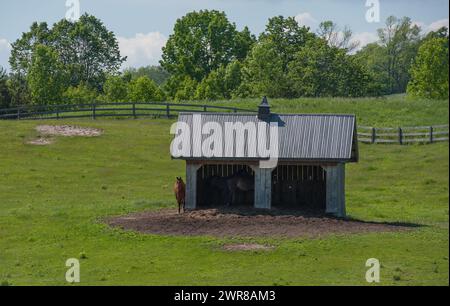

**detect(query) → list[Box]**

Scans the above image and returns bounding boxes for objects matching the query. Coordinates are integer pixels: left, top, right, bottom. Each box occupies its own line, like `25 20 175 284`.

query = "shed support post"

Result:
324 164 346 218
251 165 272 209
185 163 201 209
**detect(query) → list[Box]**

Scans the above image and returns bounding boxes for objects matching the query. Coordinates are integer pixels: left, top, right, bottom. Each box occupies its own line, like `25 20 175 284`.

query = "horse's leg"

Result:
178 201 181 214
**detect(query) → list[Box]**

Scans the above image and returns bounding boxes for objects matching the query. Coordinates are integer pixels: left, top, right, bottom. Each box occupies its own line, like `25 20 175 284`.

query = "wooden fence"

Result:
0 102 257 120
358 125 449 144
0 102 448 144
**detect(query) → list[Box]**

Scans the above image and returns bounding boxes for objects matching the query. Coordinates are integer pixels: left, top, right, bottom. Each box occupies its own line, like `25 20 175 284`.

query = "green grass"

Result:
0 97 448 285
192 95 449 127
18 95 449 128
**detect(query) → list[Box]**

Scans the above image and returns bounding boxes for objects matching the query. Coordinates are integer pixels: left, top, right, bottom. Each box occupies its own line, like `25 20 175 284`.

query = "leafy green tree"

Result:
407 37 449 99
288 39 372 97
124 65 170 85
127 76 165 102
259 16 315 72
0 67 11 108
234 26 256 61
173 76 198 101
27 45 68 105
9 22 50 76
377 16 421 93
194 60 243 100
10 14 125 91
238 16 316 98
195 69 225 100
63 83 98 104
223 60 243 98
161 10 254 82
355 16 421 95
354 43 390 95
6 74 31 107
239 40 288 98
102 75 129 102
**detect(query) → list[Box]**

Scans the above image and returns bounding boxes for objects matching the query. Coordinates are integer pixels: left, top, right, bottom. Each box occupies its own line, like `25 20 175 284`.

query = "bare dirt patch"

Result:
36 125 103 137
26 137 54 146
106 207 414 238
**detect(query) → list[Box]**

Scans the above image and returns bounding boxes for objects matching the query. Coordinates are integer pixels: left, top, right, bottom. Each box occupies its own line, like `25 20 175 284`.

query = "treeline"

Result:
0 11 448 109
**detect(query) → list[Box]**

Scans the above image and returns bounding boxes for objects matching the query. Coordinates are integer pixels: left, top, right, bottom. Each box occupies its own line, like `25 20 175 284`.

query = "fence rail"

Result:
358 125 449 144
0 102 257 121
0 102 448 144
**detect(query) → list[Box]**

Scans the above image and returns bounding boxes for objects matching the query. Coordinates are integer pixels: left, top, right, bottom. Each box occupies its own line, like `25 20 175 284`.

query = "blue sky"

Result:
0 0 448 70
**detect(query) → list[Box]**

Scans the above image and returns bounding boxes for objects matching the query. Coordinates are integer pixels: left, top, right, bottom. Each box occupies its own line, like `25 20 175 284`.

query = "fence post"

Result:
133 103 136 119
56 105 59 120
233 108 237 113
92 103 96 119
203 105 207 112
166 104 170 118
430 126 434 143
371 127 376 144
399 127 403 145
17 107 21 120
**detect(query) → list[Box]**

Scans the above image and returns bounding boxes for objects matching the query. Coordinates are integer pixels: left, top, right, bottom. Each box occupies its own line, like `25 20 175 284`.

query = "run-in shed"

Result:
171 98 358 217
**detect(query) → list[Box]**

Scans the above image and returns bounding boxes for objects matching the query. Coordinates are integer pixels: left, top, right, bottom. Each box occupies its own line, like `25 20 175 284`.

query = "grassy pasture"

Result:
0 97 448 286
8 95 449 128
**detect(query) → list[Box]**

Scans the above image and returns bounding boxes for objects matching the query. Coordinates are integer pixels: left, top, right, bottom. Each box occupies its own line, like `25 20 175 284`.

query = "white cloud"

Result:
413 18 449 34
295 12 318 28
118 32 167 68
0 38 11 52
351 31 379 52
427 18 449 32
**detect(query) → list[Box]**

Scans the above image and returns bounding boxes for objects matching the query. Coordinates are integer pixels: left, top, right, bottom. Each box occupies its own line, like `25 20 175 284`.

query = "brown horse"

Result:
174 177 186 214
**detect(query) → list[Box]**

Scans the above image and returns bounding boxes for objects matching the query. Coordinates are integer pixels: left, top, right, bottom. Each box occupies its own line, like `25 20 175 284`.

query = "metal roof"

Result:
172 112 358 163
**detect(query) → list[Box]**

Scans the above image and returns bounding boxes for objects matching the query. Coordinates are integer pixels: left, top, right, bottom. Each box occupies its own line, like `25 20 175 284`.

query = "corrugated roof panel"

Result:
173 113 357 162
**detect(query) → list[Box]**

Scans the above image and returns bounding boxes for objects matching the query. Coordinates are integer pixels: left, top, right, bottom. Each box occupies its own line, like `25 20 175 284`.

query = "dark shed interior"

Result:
197 164 255 207
271 165 326 210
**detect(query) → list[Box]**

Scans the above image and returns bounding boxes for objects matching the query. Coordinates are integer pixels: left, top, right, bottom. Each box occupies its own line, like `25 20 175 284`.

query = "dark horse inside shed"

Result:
197 165 255 207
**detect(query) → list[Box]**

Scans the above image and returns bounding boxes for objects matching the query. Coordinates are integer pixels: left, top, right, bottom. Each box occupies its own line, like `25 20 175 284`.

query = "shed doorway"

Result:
272 165 326 211
196 164 255 208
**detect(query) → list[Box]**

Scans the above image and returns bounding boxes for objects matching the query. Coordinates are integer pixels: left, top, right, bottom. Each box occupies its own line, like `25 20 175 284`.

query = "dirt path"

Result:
106 208 413 238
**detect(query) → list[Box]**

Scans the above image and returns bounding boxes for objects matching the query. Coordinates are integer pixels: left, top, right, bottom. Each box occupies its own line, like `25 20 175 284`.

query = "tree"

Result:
6 74 31 107
259 16 315 72
237 16 317 98
354 43 390 95
317 21 359 53
194 60 243 100
0 67 11 108
124 65 170 85
239 40 288 98
9 22 50 76
63 83 98 104
102 75 129 102
161 10 254 82
287 40 371 97
127 76 165 102
27 45 68 105
173 76 198 101
9 14 125 91
407 37 449 99
377 16 421 93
